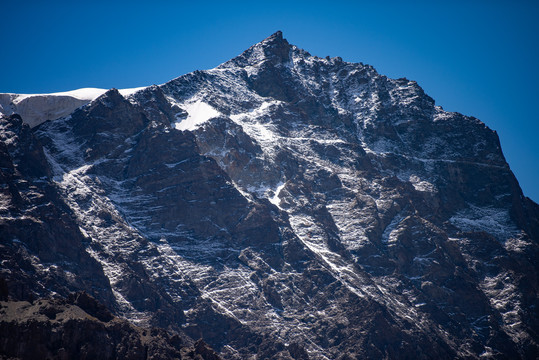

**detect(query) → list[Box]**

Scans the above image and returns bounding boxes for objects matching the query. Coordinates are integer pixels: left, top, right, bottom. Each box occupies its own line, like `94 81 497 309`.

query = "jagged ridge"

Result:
1 32 538 359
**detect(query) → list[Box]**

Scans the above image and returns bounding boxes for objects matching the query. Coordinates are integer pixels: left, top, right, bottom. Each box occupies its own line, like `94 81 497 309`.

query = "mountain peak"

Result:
262 30 284 44
218 31 291 70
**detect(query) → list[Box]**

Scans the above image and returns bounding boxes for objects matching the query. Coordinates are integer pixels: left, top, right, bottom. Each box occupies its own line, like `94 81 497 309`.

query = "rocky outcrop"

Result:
0 293 220 360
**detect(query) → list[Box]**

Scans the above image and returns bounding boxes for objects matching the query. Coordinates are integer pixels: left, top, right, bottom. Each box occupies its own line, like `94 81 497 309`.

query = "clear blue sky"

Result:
2 1 538 203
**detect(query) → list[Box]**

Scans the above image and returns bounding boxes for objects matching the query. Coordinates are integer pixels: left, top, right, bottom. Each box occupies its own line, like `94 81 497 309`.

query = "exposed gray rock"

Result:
0 294 220 360
1 32 538 359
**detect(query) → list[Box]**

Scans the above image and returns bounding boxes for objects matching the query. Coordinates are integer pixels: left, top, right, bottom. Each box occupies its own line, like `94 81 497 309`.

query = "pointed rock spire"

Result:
218 31 291 69
259 30 290 63
262 30 285 45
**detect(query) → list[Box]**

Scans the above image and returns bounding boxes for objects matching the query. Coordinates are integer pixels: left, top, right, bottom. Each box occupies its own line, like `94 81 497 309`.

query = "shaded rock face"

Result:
0 294 220 360
0 114 114 306
1 32 538 359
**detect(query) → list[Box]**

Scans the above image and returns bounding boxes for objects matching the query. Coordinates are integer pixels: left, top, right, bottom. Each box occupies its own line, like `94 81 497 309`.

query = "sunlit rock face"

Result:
1 31 538 359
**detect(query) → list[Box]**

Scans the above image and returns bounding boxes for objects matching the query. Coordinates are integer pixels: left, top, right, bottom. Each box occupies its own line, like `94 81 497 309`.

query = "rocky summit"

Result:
1 31 538 359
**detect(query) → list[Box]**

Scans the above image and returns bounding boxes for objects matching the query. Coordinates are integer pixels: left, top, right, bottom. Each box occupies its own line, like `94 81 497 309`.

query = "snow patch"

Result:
118 87 147 97
408 174 437 193
0 194 11 211
0 86 147 127
449 204 519 239
269 182 286 207
381 213 405 244
13 88 107 102
175 100 221 131
11 86 146 102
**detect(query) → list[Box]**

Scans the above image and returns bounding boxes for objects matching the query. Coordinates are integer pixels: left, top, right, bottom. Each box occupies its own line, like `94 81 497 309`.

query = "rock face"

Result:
1 31 538 359
0 114 114 306
0 292 220 360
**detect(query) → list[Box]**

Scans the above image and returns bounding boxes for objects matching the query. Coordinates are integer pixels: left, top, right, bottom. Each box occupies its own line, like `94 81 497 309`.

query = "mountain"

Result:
1 31 538 359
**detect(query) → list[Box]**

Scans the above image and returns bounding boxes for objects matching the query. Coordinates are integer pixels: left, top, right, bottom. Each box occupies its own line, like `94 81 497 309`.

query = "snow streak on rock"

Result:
5 31 537 359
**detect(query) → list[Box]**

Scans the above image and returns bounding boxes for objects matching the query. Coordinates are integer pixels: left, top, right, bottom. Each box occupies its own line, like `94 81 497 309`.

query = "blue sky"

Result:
2 1 538 202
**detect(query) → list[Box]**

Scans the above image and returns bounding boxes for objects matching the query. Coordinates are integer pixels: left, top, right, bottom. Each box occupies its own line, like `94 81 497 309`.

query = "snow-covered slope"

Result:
0 87 146 127
1 31 538 359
